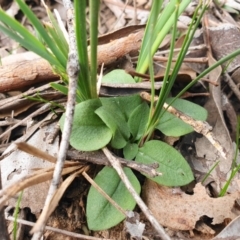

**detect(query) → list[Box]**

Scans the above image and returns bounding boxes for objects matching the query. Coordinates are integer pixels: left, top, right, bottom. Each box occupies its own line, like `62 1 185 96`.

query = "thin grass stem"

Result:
89 0 99 99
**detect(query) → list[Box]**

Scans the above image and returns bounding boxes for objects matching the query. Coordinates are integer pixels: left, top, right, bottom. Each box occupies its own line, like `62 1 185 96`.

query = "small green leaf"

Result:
95 106 130 149
100 97 125 120
117 95 143 119
128 102 149 141
156 98 208 137
123 143 138 160
102 69 135 84
100 94 142 121
136 140 194 186
87 166 140 230
59 99 112 151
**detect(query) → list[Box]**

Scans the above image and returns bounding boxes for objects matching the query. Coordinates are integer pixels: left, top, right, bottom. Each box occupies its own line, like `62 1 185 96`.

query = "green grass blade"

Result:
165 4 207 91
44 24 68 58
165 2 210 105
0 19 59 67
89 0 99 99
176 48 240 100
44 6 69 58
219 116 240 196
136 0 191 81
142 1 207 141
156 2 205 115
13 191 23 240
151 0 190 59
15 0 67 68
152 1 180 126
75 0 90 100
143 1 180 140
153 2 207 127
146 0 162 124
135 0 163 82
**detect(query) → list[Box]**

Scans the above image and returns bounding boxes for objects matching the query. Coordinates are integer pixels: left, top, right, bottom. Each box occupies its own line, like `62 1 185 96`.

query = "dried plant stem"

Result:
67 149 161 177
0 102 52 140
83 171 126 216
140 91 227 159
31 1 79 239
6 215 109 240
223 73 240 101
102 147 171 240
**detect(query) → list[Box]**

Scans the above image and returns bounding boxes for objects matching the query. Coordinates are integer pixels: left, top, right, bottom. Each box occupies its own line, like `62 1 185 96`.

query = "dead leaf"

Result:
207 10 240 73
194 15 235 193
213 215 240 240
142 179 240 231
0 123 58 213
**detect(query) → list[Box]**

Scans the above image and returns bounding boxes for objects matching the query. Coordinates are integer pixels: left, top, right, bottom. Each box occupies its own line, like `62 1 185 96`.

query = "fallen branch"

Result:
102 147 171 240
6 215 108 240
31 0 79 238
0 29 143 93
140 91 227 159
67 148 161 177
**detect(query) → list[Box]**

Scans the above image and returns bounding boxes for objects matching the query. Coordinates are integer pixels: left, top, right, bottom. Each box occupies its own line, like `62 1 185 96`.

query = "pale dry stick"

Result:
155 44 207 56
131 44 207 62
102 147 171 240
83 171 126 216
31 1 79 239
6 216 109 240
0 113 59 161
68 149 161 177
53 9 69 44
0 117 27 127
97 63 104 95
140 91 227 159
163 104 226 159
0 102 53 140
0 81 60 107
223 73 240 101
153 56 208 63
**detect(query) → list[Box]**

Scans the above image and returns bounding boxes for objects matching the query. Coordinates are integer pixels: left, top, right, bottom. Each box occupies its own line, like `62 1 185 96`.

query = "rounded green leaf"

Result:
95 106 129 149
123 143 139 160
102 69 135 84
59 99 112 151
87 166 140 230
156 98 208 137
128 102 149 141
100 94 142 121
136 140 194 186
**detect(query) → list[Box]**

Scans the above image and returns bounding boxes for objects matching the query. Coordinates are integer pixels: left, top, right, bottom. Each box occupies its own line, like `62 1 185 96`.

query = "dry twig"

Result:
0 101 63 140
6 215 109 240
102 147 171 240
83 171 126 216
140 91 227 159
31 0 79 238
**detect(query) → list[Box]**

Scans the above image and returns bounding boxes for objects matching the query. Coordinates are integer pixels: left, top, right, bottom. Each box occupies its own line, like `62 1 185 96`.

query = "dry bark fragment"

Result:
0 58 59 92
0 29 144 93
